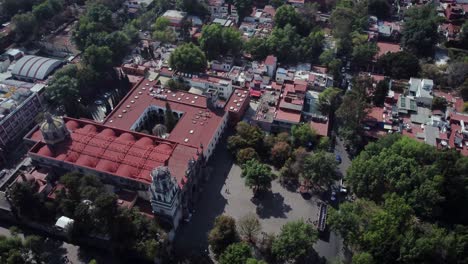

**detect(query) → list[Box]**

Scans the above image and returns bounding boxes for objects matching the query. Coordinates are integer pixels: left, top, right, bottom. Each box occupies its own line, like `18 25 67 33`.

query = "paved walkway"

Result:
174 136 346 261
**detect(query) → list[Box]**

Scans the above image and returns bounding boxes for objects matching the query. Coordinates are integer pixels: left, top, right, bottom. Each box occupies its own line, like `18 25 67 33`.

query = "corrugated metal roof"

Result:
12 55 62 80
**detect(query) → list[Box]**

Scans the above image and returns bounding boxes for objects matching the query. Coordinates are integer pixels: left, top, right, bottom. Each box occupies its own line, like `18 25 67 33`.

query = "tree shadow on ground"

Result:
172 134 232 257
41 239 68 264
252 191 292 219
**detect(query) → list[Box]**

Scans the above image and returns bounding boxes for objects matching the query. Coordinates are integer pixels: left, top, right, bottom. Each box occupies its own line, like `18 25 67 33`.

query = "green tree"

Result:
233 0 253 23
368 0 391 19
377 51 421 79
267 24 301 63
401 5 440 57
244 37 270 61
318 87 342 115
272 220 318 263
82 45 113 73
236 147 259 164
12 12 37 42
432 96 447 111
336 77 371 151
105 31 131 63
302 151 339 189
373 79 389 106
219 242 252 264
330 7 356 39
199 24 223 59
352 42 378 68
246 258 268 264
274 5 300 29
269 0 285 8
270 141 291 168
461 21 468 46
152 17 176 44
169 43 207 73
301 30 325 63
164 102 177 132
291 123 317 147
45 76 81 117
199 24 242 59
208 215 239 256
228 122 264 154
237 213 261 244
352 252 375 264
241 159 274 194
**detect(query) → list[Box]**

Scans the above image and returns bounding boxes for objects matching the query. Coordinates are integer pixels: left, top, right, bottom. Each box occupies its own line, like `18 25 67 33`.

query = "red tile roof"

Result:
275 109 301 123
29 118 198 186
309 120 330 137
376 42 401 58
103 78 225 150
225 89 249 113
265 55 276 65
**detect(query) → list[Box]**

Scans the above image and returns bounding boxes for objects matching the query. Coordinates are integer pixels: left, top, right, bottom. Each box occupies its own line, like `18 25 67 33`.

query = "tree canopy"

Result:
242 159 274 194
219 242 252 264
208 215 239 256
169 43 207 73
272 220 319 263
199 24 242 60
377 51 421 79
401 5 440 57
291 123 317 147
302 151 339 189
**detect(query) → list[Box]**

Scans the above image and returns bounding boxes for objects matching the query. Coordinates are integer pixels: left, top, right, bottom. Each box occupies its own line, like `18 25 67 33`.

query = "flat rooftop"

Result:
103 78 225 150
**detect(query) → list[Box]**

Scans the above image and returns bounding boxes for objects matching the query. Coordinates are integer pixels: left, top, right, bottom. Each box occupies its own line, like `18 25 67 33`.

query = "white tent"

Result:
55 216 74 230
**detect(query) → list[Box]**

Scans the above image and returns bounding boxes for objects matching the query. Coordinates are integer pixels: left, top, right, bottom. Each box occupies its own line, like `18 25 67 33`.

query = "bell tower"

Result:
149 166 182 228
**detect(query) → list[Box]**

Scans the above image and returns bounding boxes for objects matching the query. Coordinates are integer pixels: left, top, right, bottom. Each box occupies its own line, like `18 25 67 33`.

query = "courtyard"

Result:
173 134 343 262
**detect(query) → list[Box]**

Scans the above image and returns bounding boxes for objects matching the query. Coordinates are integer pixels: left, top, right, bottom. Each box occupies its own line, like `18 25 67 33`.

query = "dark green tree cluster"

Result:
329 135 468 263
152 17 176 44
54 173 168 261
336 76 372 152
291 123 318 148
228 121 265 160
169 43 207 73
244 5 324 64
401 5 441 58
317 87 342 115
377 51 421 79
175 0 210 17
241 159 274 195
45 65 93 118
199 24 243 60
8 0 65 42
209 214 320 263
0 230 58 264
7 180 55 221
346 135 468 222
73 3 130 64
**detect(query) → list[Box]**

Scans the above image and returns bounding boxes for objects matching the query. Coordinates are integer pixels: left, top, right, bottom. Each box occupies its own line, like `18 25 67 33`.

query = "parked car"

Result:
330 190 337 201
335 154 342 164
0 170 7 179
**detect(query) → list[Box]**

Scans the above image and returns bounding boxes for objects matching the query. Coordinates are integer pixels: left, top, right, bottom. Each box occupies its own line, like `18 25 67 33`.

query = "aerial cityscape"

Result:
0 0 467 263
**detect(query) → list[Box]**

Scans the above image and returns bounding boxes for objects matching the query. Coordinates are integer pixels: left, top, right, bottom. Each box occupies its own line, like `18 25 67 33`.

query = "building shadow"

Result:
172 133 232 257
253 191 292 219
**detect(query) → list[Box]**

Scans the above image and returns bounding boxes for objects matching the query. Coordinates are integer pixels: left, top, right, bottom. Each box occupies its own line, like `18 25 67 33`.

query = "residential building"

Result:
0 82 45 148
409 78 434 107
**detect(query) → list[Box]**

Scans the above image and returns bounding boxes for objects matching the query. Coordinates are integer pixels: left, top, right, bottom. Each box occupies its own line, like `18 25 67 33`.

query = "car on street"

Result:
330 190 337 201
335 154 342 164
0 169 7 179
